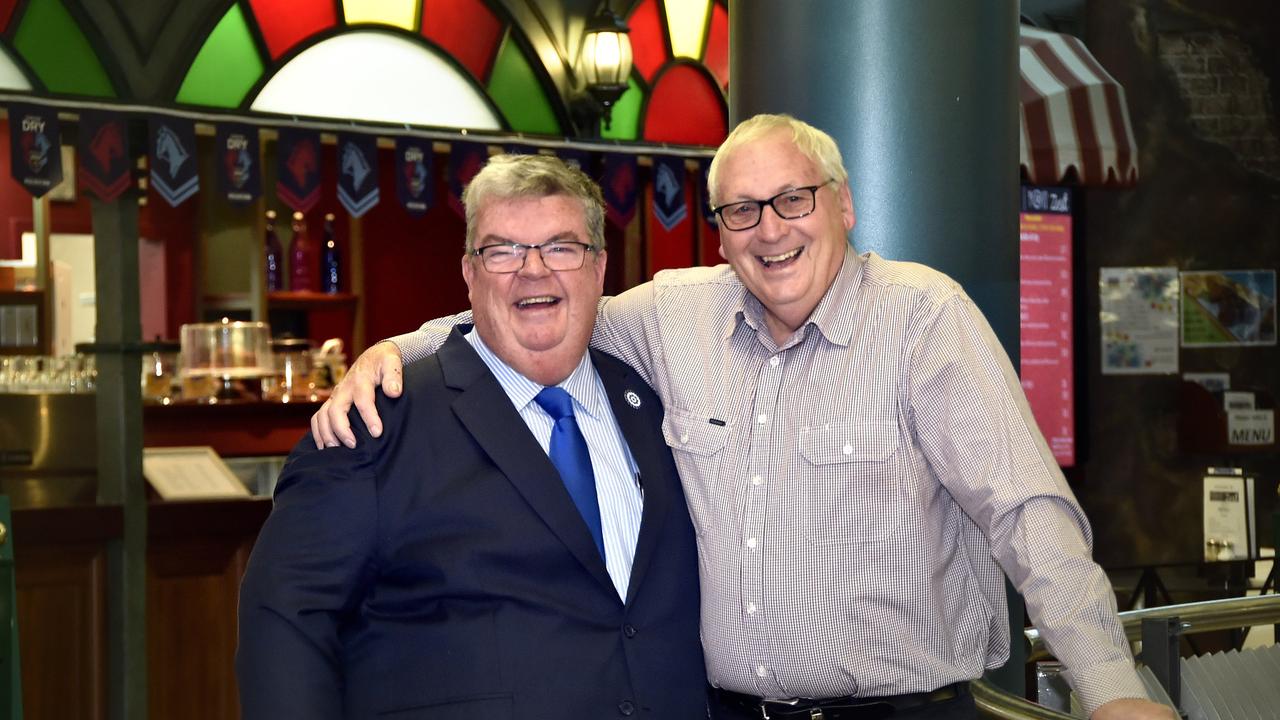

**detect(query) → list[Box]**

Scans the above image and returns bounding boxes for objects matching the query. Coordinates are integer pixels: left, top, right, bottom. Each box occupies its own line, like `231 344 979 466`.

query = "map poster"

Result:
1180 270 1277 347
1100 267 1180 375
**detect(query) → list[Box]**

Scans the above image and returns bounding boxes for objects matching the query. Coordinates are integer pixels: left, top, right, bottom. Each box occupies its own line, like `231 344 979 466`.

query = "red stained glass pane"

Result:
704 2 729 89
249 0 337 60
422 0 503 83
627 0 666 83
642 63 726 146
0 0 18 33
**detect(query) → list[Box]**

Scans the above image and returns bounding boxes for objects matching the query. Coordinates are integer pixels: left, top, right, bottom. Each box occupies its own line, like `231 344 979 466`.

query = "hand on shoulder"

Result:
311 341 404 449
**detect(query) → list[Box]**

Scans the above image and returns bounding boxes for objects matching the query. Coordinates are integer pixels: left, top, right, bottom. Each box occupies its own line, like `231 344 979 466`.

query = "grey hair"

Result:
463 153 606 253
707 114 849 207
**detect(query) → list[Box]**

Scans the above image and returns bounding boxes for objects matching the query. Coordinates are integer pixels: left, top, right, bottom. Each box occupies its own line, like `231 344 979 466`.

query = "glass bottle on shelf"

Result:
264 209 283 292
321 212 340 294
289 211 318 292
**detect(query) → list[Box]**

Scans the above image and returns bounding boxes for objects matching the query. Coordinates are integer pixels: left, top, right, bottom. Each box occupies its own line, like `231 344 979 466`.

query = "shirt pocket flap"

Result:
661 408 729 457
799 419 899 464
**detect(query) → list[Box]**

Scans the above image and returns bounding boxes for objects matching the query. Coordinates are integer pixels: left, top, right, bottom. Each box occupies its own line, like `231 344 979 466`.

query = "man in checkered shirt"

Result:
313 115 1174 720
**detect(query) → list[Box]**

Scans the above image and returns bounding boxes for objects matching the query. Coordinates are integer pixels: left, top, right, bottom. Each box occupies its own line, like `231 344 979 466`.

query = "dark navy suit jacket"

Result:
236 329 706 719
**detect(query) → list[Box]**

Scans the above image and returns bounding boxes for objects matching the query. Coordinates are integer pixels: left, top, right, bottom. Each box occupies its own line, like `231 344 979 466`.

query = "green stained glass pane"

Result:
13 0 114 96
487 35 561 135
176 4 263 107
600 76 642 140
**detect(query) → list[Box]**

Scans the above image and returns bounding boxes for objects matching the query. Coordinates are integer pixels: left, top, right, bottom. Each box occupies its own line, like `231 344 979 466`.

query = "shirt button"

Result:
751 475 763 486
755 665 768 678
618 700 636 716
746 537 757 550
843 443 853 455
757 414 768 424
679 433 688 444
769 356 780 368
746 602 757 615
623 624 637 638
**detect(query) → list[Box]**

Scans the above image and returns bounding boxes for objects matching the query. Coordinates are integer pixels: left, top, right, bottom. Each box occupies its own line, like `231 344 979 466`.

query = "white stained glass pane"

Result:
251 32 501 129
0 46 33 90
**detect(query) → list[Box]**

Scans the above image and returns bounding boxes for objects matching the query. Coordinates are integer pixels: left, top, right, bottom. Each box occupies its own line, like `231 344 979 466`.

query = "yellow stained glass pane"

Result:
664 0 710 60
342 0 417 31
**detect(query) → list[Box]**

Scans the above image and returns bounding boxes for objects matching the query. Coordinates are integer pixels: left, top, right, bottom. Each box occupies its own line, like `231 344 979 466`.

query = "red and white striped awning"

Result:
1020 25 1139 186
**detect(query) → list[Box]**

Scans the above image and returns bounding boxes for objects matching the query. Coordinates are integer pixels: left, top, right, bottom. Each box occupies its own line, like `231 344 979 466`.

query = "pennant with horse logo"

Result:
77 111 130 202
652 156 689 232
216 123 260 206
148 116 199 207
600 153 638 229
447 141 489 218
8 103 63 198
395 136 434 217
277 127 322 213
337 133 379 217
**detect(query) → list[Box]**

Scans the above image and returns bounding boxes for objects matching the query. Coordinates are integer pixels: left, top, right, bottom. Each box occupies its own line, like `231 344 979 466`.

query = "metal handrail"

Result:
975 593 1280 719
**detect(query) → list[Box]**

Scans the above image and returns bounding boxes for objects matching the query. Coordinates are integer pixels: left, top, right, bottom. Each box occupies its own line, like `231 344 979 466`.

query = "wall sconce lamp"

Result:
573 4 633 135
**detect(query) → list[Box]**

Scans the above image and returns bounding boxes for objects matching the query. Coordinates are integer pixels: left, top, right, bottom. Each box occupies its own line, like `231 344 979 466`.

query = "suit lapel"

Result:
440 331 615 595
592 350 671 607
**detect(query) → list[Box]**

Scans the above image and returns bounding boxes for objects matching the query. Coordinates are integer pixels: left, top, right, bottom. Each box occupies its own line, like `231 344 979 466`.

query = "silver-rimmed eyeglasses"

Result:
472 240 598 273
712 179 837 231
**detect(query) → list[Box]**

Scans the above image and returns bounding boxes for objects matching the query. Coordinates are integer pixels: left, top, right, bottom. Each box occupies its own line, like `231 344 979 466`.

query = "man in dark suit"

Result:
236 154 706 719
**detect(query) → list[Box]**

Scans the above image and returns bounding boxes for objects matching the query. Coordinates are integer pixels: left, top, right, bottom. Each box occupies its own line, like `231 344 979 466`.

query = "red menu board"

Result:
1019 190 1074 466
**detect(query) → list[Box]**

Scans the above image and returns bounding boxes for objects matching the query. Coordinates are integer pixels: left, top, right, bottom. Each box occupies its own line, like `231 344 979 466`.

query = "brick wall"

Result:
1158 31 1280 178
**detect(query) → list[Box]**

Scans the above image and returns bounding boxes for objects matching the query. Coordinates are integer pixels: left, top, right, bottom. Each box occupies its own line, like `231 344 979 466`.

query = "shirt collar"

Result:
464 329 605 420
728 244 866 348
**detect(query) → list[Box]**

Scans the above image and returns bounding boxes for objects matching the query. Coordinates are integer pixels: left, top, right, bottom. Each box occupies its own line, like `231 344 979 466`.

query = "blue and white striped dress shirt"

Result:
465 330 644 601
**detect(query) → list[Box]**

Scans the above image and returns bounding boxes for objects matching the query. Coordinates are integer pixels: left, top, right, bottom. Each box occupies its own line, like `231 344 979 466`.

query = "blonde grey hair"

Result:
463 153 605 254
707 114 849 206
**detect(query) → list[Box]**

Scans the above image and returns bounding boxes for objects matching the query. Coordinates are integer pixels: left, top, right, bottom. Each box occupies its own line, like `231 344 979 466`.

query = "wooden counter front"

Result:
12 497 272 720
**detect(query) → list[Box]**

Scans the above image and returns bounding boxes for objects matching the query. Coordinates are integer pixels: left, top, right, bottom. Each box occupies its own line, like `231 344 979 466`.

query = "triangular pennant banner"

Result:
277 127 322 213
394 136 435 215
8 103 63 198
77 111 131 202
447 141 489 218
652 156 689 232
337 133 379 218
557 147 592 174
395 136 434 217
698 157 716 228
600 153 638 228
216 123 261 206
148 116 199 207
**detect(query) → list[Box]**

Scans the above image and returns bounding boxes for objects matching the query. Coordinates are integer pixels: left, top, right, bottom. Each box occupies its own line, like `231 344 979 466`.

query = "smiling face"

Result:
462 193 606 386
715 128 855 343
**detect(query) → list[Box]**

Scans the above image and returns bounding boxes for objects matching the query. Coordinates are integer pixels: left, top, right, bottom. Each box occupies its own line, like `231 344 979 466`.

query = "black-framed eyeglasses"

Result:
711 179 837 231
471 240 598 273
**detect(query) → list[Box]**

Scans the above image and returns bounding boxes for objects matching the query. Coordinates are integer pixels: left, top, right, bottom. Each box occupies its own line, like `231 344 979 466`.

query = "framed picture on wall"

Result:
1180 269 1277 347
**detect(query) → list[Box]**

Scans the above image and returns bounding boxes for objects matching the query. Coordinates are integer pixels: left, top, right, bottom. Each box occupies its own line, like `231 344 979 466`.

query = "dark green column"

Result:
728 0 1024 695
91 195 146 719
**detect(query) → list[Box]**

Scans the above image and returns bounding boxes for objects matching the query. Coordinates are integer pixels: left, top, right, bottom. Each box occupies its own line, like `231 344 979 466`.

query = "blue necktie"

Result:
534 387 605 560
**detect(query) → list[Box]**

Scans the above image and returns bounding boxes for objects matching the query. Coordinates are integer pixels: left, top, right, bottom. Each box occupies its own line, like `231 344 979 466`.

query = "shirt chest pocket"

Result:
661 408 729 536
798 419 904 545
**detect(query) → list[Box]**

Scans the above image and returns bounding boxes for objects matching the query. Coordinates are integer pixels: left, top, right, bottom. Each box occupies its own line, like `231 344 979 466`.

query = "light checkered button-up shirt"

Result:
395 247 1148 716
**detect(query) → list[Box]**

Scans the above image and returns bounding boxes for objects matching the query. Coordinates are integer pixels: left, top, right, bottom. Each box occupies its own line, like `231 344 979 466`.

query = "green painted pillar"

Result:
91 195 146 720
728 0 1025 696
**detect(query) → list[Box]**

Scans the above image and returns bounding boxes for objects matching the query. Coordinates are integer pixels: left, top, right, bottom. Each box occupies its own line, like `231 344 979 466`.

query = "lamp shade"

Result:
579 9 633 91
